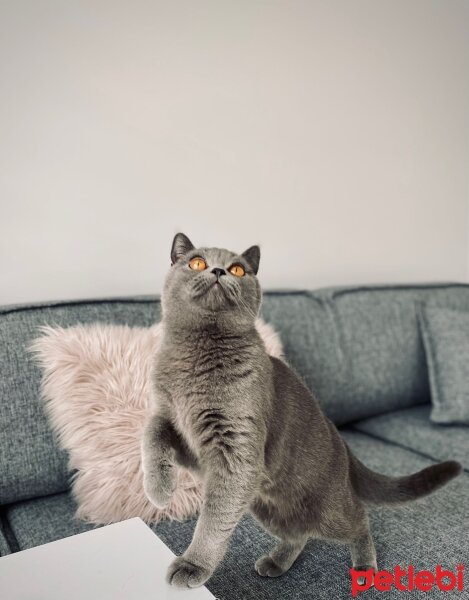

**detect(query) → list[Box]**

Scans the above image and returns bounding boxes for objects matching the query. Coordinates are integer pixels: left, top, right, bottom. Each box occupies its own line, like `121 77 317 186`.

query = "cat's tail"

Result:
347 446 462 505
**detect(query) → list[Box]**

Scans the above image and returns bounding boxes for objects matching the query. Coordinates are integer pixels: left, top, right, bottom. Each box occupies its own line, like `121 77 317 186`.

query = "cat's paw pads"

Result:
255 555 285 577
166 556 212 588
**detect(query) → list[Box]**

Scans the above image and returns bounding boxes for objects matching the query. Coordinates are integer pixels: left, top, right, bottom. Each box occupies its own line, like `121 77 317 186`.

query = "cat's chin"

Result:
191 283 232 311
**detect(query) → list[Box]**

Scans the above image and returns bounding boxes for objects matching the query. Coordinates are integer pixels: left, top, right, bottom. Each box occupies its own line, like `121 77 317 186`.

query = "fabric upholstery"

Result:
5 492 96 550
322 284 469 423
5 431 467 599
418 304 469 424
260 291 341 416
353 405 469 472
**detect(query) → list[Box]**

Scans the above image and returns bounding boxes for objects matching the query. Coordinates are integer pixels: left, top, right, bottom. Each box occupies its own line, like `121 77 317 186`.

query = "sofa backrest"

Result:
2 283 469 505
309 284 469 424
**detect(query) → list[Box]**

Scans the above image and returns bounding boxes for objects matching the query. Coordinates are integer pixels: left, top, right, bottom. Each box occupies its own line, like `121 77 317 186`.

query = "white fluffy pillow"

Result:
30 319 283 525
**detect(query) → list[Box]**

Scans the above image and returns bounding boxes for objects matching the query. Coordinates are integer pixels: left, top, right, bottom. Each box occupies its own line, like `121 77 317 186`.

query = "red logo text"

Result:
350 565 464 596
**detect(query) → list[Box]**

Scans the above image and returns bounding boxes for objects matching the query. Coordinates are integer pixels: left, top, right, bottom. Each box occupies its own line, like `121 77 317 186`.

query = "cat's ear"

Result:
242 245 260 275
171 233 195 264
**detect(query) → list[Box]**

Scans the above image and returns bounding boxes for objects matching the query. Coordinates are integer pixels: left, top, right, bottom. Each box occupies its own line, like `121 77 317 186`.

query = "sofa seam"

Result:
416 305 443 419
322 297 347 364
348 426 469 474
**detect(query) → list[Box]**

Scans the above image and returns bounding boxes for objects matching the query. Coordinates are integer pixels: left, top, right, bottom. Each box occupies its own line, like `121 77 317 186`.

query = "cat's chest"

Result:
166 376 236 459
164 349 245 422
159 341 253 393
156 343 255 450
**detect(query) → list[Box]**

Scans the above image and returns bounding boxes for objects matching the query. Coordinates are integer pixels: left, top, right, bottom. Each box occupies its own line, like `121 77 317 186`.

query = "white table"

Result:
0 517 215 600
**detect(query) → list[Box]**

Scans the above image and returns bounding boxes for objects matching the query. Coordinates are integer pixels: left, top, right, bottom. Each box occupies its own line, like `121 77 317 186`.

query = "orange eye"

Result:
229 264 245 277
189 257 207 271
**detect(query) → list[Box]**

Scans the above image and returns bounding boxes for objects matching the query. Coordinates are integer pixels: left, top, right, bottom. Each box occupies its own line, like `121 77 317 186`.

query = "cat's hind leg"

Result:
349 516 377 585
255 537 308 578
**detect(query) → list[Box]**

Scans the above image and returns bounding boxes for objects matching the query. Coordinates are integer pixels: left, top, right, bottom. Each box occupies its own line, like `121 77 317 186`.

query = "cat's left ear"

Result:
242 245 260 275
171 233 195 265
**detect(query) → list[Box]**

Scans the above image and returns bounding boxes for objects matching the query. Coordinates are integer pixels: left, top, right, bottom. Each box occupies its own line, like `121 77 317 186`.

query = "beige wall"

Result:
1 1 468 305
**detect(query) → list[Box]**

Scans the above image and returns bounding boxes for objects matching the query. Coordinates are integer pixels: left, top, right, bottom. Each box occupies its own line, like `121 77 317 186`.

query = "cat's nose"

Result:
211 268 226 278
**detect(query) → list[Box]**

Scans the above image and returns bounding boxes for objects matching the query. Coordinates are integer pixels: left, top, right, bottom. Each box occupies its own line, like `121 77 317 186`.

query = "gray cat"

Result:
141 233 461 589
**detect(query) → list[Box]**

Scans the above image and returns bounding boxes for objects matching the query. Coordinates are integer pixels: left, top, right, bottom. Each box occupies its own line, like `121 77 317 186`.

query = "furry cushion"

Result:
30 319 283 525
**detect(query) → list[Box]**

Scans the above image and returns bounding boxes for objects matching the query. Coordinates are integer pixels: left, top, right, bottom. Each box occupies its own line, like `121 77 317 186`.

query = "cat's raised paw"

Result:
255 555 285 578
166 556 212 588
143 466 175 508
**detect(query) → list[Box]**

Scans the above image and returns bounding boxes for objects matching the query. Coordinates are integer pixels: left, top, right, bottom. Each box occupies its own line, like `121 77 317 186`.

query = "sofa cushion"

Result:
352 405 469 472
418 305 469 424
260 291 342 419
0 297 160 505
325 283 469 423
5 431 467 600
4 492 95 550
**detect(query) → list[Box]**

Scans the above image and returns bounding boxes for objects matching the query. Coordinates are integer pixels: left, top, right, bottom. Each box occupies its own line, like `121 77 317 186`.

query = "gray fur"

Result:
142 233 462 589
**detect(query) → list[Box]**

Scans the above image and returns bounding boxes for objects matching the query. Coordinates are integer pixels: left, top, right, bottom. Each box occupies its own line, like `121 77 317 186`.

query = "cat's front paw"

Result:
166 556 212 588
143 463 176 508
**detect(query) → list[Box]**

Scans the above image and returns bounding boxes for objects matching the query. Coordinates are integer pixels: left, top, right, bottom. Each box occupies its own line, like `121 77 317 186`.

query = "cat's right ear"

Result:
242 245 260 275
171 233 195 265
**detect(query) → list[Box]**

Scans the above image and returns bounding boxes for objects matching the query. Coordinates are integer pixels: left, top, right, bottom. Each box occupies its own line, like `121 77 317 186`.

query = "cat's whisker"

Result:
234 293 257 320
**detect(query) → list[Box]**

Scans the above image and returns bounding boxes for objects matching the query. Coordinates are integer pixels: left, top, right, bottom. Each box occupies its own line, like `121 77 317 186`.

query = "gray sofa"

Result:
1 284 468 599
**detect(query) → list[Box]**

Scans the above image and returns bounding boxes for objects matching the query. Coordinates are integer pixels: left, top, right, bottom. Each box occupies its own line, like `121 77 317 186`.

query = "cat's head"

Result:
161 233 262 327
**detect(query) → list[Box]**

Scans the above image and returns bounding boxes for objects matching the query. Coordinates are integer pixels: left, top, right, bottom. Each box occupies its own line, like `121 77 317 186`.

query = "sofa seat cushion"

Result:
352 405 469 472
5 431 468 599
4 493 96 550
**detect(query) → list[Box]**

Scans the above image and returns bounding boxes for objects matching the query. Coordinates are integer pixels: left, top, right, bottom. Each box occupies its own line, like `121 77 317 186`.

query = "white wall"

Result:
1 1 468 305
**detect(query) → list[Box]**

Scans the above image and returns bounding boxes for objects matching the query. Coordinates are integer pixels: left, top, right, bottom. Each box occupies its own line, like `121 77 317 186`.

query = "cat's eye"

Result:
189 257 207 271
229 264 245 277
